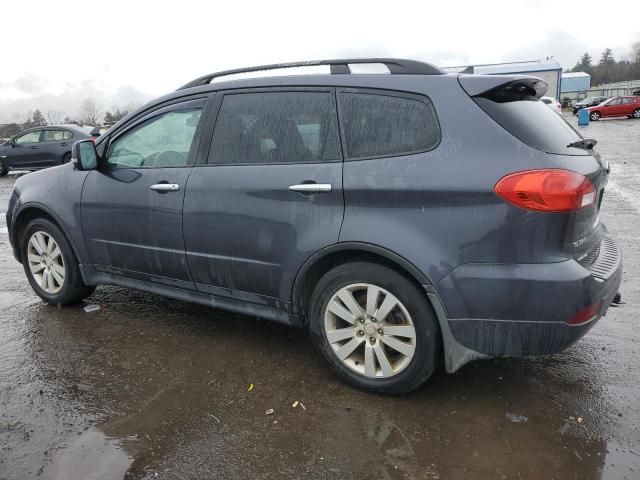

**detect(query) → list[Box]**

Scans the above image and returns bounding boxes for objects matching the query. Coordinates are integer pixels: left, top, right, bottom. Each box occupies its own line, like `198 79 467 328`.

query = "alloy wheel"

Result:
27 231 65 294
324 283 416 379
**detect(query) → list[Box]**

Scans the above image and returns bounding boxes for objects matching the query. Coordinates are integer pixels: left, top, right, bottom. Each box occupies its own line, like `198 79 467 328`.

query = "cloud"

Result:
0 75 151 123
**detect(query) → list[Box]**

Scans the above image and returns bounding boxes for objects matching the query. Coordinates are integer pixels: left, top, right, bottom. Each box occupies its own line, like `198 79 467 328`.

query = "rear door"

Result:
621 97 635 116
40 129 71 166
183 88 343 306
81 98 208 287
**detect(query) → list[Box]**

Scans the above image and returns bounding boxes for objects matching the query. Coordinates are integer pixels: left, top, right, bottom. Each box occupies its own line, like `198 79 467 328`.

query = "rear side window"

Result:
474 97 590 156
209 91 340 165
43 130 65 141
338 92 440 160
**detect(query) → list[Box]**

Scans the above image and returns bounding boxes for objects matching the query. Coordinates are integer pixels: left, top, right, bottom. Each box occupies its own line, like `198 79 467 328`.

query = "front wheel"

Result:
633 109 640 119
308 262 441 394
21 218 95 306
62 152 71 164
0 159 7 177
590 111 601 121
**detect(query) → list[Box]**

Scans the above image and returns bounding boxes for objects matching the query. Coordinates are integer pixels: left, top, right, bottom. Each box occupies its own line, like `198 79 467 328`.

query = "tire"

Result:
0 159 7 177
21 218 95 306
633 109 640 119
62 152 71 164
308 262 441 394
590 111 601 121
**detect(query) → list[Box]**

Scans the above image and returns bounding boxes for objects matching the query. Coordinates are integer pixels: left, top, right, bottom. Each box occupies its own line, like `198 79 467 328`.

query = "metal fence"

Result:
562 80 640 104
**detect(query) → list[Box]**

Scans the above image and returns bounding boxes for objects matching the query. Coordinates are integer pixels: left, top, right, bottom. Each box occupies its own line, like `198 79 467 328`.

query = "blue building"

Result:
560 72 591 93
443 59 564 99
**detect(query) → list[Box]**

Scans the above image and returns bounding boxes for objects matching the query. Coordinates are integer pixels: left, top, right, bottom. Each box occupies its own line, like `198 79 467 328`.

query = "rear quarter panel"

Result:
339 75 605 284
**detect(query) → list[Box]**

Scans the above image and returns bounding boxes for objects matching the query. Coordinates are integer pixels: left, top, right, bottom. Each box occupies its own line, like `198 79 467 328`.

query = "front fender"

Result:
10 164 90 264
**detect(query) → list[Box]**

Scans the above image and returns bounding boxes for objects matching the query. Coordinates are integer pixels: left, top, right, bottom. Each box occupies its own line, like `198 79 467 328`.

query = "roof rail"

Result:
178 58 444 90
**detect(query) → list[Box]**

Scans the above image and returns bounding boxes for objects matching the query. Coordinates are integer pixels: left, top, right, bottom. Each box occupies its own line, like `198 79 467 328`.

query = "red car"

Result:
586 96 640 120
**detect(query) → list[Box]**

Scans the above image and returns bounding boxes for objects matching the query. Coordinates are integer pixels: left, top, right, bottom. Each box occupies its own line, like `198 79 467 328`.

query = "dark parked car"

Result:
586 96 640 120
572 96 609 114
5 59 622 394
0 125 92 176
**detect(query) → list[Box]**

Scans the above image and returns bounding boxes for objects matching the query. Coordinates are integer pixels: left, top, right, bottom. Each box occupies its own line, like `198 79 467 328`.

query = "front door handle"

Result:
289 183 332 193
150 183 180 192
30 146 38 149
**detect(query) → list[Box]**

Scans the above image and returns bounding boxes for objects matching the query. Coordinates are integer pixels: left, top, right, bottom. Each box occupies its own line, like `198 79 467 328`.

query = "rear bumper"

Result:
436 235 622 357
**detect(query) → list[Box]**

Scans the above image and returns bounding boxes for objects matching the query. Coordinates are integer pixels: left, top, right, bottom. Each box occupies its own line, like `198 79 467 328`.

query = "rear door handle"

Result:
288 183 332 193
30 146 38 149
150 183 180 192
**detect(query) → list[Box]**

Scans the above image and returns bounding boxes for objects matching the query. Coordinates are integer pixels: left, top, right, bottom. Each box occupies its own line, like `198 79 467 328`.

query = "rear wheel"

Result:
0 159 7 177
21 218 95 306
633 109 640 119
308 262 440 394
590 111 601 121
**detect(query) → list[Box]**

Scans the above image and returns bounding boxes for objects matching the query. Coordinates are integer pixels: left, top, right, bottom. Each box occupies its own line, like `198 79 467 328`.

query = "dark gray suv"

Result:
5 59 622 394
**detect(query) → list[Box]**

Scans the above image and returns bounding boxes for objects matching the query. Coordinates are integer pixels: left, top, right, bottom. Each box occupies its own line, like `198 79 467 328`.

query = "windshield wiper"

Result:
567 138 597 150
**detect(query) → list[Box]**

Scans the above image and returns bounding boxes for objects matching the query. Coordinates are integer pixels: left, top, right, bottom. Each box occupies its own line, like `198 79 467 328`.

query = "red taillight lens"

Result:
566 302 601 326
495 169 596 212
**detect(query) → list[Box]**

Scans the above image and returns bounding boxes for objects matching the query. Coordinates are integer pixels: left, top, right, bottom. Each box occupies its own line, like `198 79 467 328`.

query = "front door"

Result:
602 97 623 117
183 89 344 306
6 129 43 169
81 98 208 287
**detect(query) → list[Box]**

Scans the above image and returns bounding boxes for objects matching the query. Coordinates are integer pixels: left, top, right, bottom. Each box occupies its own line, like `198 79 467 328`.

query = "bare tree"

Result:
46 110 63 125
79 99 103 127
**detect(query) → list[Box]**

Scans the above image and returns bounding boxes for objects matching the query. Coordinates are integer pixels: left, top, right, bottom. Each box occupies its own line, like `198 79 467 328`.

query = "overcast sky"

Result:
1 0 638 122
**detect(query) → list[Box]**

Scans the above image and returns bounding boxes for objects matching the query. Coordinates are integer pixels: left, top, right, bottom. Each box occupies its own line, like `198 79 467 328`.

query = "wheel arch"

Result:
291 242 486 373
11 203 83 265
291 242 433 325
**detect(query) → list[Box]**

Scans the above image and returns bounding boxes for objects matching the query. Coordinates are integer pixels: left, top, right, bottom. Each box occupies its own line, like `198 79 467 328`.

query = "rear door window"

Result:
338 91 440 160
474 97 591 156
43 130 65 141
208 91 340 165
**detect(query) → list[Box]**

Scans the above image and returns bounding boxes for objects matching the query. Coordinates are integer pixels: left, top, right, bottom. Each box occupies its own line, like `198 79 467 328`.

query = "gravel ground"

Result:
0 114 638 479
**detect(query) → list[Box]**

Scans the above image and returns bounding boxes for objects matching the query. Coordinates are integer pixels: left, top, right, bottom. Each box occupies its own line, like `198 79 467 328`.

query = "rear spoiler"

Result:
457 75 548 102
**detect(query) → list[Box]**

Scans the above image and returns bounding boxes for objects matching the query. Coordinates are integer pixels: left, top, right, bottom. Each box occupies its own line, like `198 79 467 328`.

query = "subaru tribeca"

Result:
5 59 622 394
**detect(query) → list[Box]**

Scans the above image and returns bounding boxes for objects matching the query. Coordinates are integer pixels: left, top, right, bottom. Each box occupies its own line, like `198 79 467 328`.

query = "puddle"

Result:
41 429 133 480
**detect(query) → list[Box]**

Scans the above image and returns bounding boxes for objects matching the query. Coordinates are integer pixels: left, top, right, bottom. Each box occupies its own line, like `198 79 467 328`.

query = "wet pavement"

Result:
1 116 639 479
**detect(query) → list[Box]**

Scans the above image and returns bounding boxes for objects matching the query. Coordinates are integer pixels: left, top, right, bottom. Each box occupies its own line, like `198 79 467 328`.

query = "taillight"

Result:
495 169 596 212
566 302 601 326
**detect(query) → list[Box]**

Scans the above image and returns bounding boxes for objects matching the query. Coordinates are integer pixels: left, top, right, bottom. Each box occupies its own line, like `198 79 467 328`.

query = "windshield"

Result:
474 97 590 156
580 97 597 103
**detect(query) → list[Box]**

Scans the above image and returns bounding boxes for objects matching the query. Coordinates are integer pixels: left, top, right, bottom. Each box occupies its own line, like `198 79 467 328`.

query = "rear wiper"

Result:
567 138 597 150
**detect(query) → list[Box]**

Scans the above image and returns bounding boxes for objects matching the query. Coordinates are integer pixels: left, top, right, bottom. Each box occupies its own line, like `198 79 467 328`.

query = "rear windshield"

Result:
474 97 590 156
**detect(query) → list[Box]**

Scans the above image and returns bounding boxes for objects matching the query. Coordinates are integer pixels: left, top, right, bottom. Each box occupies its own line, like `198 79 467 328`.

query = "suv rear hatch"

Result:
458 75 608 263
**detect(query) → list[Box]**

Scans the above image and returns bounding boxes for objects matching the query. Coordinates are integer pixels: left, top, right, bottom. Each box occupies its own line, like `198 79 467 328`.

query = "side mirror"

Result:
9 139 16 147
89 126 101 138
71 140 98 171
